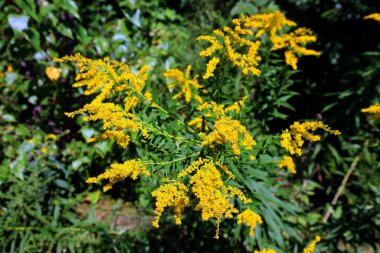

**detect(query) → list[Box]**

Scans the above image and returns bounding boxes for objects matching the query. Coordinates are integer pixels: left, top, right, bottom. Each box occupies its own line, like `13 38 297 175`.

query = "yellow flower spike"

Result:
151 182 190 228
163 65 203 103
271 28 320 70
303 236 321 253
364 13 380 23
237 209 263 237
86 159 150 192
197 35 223 57
280 121 341 156
278 155 296 174
87 130 131 148
361 103 380 120
198 17 262 76
177 158 210 179
45 66 61 80
203 57 220 79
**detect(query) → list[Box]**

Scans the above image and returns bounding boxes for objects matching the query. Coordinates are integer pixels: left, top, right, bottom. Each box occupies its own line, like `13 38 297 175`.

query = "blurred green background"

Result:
0 0 379 252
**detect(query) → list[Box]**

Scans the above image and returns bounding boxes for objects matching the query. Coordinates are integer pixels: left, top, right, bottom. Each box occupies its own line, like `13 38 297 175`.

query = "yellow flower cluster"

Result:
361 103 380 120
176 159 254 238
244 11 319 70
364 13 380 23
271 28 320 70
242 10 296 37
188 161 252 238
278 155 296 174
280 121 341 156
86 159 150 192
303 236 321 253
197 21 262 78
254 250 277 253
197 101 226 118
201 116 256 155
87 130 131 148
197 10 320 75
237 209 263 237
151 182 190 228
55 54 150 147
163 65 203 103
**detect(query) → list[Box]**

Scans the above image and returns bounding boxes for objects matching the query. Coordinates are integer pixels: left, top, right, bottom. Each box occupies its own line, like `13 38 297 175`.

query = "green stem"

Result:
145 152 200 166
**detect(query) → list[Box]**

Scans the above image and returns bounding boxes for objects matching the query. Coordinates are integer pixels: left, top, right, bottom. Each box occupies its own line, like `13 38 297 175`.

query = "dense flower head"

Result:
151 182 191 228
278 155 296 174
55 54 151 147
86 159 150 192
190 162 239 221
197 20 262 77
242 10 296 37
237 209 263 237
197 10 319 74
271 28 320 70
361 103 380 120
303 236 321 253
280 121 341 156
163 65 203 103
177 159 253 238
201 116 256 155
364 13 380 23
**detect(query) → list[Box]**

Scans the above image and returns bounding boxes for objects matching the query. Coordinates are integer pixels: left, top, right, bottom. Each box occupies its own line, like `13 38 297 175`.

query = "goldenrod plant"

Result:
56 11 334 252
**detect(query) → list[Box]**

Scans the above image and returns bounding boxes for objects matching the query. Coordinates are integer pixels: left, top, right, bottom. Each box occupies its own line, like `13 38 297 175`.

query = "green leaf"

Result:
57 24 73 39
